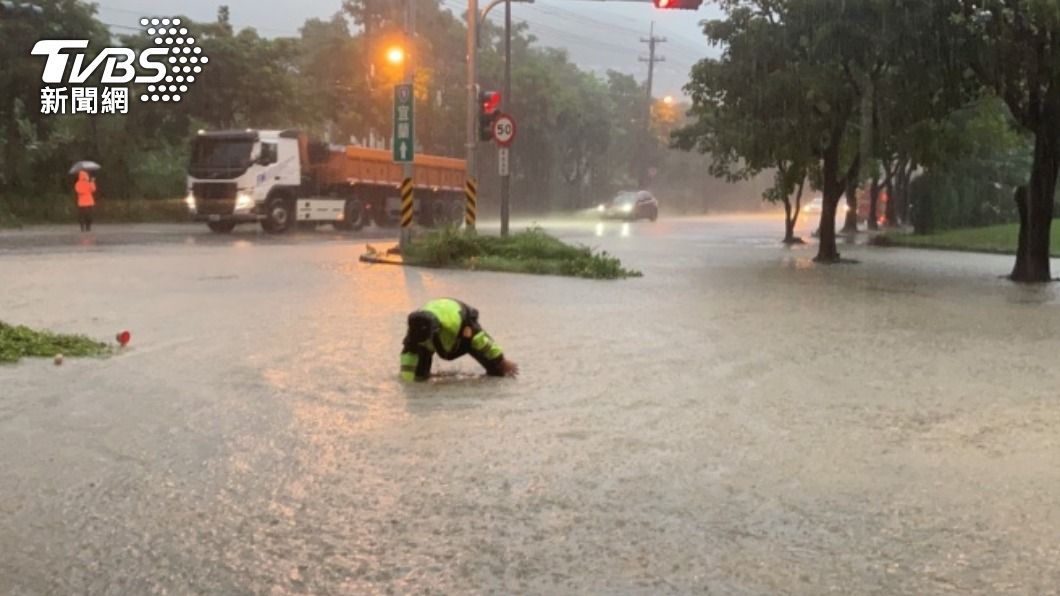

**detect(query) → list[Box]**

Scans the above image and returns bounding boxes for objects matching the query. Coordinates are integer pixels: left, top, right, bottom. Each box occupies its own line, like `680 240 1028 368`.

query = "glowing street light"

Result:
386 46 405 66
662 95 674 105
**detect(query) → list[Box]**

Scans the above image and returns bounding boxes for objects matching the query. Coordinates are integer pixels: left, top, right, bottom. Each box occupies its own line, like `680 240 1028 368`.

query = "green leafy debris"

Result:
0 321 109 364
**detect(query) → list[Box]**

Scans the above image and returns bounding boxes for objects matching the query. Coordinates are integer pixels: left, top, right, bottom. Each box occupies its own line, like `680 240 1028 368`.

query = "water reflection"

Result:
593 221 633 238
780 255 816 270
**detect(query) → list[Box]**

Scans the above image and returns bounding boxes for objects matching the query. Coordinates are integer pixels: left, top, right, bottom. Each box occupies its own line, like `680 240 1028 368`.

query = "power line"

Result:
477 0 705 63
455 0 645 56
527 2 648 37
97 3 301 37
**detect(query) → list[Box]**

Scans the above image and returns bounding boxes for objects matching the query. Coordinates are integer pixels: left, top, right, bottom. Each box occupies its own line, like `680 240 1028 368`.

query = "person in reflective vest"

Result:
400 298 518 381
74 170 96 232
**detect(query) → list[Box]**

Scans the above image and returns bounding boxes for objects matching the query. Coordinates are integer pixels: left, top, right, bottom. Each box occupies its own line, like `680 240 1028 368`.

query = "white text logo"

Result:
32 17 208 115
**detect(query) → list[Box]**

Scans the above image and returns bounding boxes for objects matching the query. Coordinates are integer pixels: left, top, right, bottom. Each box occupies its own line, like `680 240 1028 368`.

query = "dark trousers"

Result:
78 206 93 232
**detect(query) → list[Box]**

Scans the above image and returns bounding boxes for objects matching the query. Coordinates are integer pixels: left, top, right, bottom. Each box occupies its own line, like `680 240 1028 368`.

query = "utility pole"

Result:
478 0 532 236
500 0 512 236
638 21 665 188
399 0 416 251
639 21 666 103
466 0 479 232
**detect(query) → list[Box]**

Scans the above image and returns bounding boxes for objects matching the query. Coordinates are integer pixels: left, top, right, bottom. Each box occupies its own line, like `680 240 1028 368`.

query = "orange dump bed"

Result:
312 145 466 193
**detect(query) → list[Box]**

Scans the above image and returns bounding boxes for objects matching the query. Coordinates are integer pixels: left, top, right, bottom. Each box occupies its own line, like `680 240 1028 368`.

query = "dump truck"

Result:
185 129 467 233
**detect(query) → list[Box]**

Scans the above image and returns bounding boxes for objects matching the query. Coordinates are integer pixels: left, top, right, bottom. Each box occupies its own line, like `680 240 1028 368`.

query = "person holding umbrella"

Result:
69 161 99 232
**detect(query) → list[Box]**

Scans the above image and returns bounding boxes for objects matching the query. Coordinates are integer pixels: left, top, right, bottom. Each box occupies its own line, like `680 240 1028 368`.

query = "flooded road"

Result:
2 217 1059 594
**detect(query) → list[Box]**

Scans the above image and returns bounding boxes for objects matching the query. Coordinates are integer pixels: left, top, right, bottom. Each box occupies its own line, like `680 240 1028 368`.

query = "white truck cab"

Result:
186 129 306 232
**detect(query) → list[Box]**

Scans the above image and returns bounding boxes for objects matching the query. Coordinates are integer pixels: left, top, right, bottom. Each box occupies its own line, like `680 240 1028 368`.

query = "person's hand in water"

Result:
499 358 519 378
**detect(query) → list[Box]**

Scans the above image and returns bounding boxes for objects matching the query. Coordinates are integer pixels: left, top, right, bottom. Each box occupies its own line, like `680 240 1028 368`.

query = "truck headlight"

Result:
184 193 196 212
234 192 255 212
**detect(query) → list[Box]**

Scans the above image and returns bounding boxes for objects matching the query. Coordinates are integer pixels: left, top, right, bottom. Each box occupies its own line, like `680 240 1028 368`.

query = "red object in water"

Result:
116 330 131 347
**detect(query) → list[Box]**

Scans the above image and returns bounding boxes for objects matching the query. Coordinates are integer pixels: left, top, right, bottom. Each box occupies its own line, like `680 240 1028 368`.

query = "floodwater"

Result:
2 217 1059 595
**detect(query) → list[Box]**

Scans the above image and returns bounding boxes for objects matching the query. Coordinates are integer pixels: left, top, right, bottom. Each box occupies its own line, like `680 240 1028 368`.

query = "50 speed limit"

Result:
492 114 516 146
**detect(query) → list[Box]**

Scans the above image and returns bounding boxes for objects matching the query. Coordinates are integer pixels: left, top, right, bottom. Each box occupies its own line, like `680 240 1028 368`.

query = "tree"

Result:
957 1 1060 282
674 1 814 244
0 0 109 198
677 0 866 255
682 0 975 258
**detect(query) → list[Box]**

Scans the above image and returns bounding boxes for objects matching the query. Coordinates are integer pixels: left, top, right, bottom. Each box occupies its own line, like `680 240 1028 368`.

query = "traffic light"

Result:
653 0 702 9
0 1 43 18
479 90 501 141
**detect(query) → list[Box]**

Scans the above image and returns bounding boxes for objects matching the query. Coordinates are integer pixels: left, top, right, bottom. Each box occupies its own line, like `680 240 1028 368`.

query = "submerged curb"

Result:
359 244 405 266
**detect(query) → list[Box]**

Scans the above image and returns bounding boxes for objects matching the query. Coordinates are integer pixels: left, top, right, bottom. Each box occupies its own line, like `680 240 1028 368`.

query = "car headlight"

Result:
597 204 606 212
621 204 634 213
234 192 255 212
184 193 196 212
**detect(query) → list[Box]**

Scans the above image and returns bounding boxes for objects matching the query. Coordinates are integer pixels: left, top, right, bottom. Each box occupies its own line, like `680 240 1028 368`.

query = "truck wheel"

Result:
207 221 236 234
343 199 365 231
262 196 292 234
450 201 465 226
430 200 449 228
374 210 398 228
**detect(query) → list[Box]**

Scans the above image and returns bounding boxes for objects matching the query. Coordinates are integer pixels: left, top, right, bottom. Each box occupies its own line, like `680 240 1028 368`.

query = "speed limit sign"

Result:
492 113 516 146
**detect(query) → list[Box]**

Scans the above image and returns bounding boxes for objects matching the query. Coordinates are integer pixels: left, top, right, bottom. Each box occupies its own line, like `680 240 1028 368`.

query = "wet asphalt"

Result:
1 216 1059 595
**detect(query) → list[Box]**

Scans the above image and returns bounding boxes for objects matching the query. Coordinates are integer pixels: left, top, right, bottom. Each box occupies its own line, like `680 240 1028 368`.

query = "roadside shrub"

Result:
404 227 642 280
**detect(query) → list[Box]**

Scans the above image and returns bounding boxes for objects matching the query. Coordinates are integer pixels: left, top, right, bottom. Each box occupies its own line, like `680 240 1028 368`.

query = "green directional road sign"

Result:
393 83 414 163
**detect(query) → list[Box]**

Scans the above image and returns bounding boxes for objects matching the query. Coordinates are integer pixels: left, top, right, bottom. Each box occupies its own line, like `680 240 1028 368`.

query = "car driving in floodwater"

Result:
598 190 659 222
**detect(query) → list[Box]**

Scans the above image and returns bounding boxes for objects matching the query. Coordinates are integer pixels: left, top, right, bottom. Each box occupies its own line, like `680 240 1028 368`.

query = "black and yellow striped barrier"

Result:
400 177 413 228
465 178 477 229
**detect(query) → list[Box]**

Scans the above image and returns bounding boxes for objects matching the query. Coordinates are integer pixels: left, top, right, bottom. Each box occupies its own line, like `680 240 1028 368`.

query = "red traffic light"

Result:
653 0 702 9
478 90 501 141
480 91 501 114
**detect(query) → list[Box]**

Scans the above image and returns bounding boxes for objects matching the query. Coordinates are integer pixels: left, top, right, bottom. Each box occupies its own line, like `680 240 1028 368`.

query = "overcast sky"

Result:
95 0 722 99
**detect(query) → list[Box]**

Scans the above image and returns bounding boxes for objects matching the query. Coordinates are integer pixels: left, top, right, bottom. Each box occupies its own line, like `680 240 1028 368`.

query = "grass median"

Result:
0 321 109 364
877 221 1060 257
402 227 642 280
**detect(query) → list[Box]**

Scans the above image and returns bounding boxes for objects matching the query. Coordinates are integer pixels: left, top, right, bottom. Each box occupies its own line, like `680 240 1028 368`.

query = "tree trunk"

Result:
868 173 881 231
1011 185 1029 278
782 176 805 244
841 175 858 233
1010 127 1059 283
893 163 908 227
782 197 795 243
815 142 843 263
883 160 899 227
901 162 916 226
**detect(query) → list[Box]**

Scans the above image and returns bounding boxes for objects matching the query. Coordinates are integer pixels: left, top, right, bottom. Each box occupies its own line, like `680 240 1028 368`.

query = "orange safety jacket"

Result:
75 171 96 207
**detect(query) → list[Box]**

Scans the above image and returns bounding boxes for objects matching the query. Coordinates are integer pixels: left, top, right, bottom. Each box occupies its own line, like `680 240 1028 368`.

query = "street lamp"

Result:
478 0 534 41
386 45 405 66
